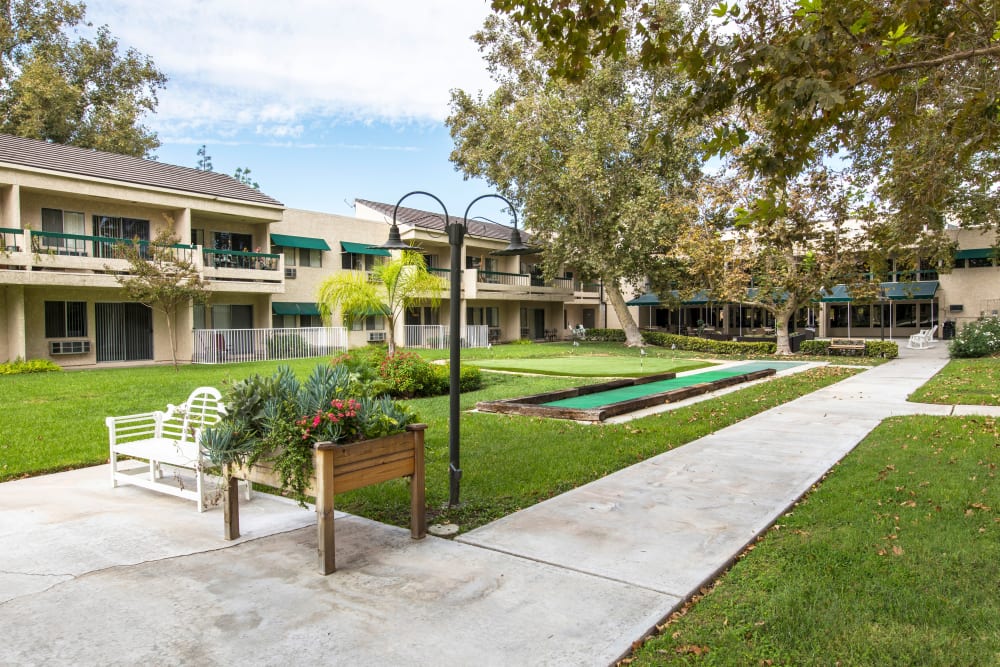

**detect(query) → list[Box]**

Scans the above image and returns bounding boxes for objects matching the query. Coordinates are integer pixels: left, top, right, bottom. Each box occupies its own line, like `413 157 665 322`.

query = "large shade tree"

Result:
674 162 873 354
316 251 442 355
448 4 703 346
492 0 1000 241
0 0 166 156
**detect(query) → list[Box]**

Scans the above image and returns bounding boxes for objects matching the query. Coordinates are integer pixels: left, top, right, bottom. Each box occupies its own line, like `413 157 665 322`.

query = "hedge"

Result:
584 328 627 342
641 331 776 355
800 339 899 358
0 358 62 375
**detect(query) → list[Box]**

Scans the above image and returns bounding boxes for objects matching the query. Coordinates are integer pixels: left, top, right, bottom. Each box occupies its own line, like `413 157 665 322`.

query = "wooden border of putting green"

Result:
475 369 777 422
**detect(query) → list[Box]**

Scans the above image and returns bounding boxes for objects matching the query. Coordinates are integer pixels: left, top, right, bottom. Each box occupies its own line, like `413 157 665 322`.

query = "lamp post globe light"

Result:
375 191 534 507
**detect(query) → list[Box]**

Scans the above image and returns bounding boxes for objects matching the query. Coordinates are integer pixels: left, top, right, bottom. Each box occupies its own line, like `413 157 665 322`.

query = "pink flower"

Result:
313 415 321 427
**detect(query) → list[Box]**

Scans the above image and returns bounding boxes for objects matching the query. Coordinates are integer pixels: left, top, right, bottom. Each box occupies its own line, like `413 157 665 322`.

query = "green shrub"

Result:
799 340 829 355
800 339 898 358
378 351 439 398
864 340 899 358
511 338 533 345
585 328 627 342
432 363 483 393
0 358 62 375
641 331 776 355
950 316 1000 358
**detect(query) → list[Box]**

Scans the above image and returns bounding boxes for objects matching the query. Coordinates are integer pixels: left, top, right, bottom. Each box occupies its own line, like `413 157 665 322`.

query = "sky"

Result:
83 0 513 221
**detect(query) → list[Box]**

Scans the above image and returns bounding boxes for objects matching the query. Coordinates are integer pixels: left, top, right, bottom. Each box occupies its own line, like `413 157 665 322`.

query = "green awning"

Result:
821 281 939 302
340 241 390 257
270 234 331 251
626 289 713 307
955 248 996 260
272 302 321 316
626 292 662 306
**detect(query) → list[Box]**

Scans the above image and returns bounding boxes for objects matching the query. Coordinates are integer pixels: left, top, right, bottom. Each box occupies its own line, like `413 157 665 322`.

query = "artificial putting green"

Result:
467 356 712 377
544 361 808 409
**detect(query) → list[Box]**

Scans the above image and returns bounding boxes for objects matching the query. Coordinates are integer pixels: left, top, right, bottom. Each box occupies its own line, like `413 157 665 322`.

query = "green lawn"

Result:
908 357 1000 405
630 414 1000 665
467 355 711 377
0 352 855 536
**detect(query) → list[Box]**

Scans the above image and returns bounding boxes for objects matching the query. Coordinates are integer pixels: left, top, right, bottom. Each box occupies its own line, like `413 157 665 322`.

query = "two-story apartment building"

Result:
0 134 284 367
626 227 1000 341
0 134 617 367
268 200 616 349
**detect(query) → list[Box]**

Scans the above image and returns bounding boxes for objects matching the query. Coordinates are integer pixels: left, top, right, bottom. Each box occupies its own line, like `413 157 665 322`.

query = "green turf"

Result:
467 356 711 377
544 361 807 409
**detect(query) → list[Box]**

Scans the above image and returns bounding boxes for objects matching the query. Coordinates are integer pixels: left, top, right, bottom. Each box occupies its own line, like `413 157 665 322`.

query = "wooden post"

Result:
315 442 336 575
223 473 240 540
407 424 427 539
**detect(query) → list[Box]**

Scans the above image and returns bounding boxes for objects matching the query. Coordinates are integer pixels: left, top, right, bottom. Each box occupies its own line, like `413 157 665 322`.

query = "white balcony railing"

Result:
193 327 348 364
403 325 490 349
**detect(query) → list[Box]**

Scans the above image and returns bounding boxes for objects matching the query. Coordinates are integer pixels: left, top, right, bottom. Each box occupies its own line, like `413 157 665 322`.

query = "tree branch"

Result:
856 43 1000 87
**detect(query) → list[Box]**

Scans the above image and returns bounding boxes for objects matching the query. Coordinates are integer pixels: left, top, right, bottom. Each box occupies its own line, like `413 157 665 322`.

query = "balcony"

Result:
476 270 573 297
0 229 282 291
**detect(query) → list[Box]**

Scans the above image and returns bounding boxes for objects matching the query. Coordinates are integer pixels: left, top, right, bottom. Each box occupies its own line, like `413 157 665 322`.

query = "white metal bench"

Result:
107 386 248 511
907 324 938 349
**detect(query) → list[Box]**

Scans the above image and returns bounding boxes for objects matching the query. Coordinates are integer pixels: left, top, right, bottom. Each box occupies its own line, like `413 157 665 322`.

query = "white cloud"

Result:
86 0 496 137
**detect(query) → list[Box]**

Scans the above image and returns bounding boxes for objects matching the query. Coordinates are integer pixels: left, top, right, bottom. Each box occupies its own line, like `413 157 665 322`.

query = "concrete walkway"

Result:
2 342 996 666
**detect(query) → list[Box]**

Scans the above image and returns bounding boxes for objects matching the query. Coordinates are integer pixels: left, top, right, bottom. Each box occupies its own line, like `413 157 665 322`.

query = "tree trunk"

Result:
604 281 643 347
386 315 397 356
164 306 179 369
772 301 798 356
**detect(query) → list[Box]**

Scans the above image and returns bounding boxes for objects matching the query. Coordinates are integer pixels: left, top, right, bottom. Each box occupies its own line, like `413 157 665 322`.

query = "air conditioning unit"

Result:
284 267 297 279
367 331 386 343
49 340 91 355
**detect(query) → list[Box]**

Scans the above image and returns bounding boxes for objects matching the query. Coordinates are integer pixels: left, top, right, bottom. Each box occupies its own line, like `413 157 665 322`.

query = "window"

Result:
191 228 205 247
193 304 206 330
41 208 86 255
212 304 253 329
342 252 382 271
92 215 149 258
301 315 323 328
467 307 499 326
968 257 994 268
301 248 322 268
275 245 296 267
45 301 87 338
894 303 916 328
850 305 871 327
829 305 849 328
349 315 383 331
213 231 253 253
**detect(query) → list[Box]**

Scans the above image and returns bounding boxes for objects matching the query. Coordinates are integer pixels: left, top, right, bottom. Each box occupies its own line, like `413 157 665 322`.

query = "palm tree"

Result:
316 250 443 354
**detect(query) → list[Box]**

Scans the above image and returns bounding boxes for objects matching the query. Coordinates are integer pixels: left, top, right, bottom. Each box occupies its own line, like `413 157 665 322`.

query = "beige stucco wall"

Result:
939 228 1000 330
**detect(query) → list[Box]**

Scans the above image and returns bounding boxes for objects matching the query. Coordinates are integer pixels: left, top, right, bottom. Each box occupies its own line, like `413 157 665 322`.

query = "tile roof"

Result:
355 198 528 243
0 133 283 207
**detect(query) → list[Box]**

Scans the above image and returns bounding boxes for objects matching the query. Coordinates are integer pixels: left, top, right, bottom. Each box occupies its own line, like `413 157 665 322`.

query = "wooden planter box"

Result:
223 423 427 574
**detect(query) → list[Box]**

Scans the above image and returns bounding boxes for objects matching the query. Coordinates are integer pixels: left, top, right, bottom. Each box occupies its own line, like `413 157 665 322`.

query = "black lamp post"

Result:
376 191 532 507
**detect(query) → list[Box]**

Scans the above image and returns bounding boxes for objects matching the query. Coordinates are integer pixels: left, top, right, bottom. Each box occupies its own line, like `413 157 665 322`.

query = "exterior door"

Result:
582 308 596 329
95 303 153 362
532 309 545 339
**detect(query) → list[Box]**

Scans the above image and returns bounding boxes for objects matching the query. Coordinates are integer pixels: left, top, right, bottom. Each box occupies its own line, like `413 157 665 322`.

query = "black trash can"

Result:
943 320 956 340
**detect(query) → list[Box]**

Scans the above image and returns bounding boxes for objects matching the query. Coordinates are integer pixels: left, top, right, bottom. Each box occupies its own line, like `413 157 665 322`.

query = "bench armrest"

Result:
106 410 166 443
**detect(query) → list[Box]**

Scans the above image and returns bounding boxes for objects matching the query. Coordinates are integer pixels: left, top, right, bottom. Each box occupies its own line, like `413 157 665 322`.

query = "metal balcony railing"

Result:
192 326 348 364
202 248 279 270
29 231 197 261
403 325 490 349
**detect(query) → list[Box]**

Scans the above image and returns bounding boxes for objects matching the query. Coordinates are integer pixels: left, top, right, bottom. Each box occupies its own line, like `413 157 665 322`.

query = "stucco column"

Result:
3 285 27 361
1 183 21 228
173 208 192 242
